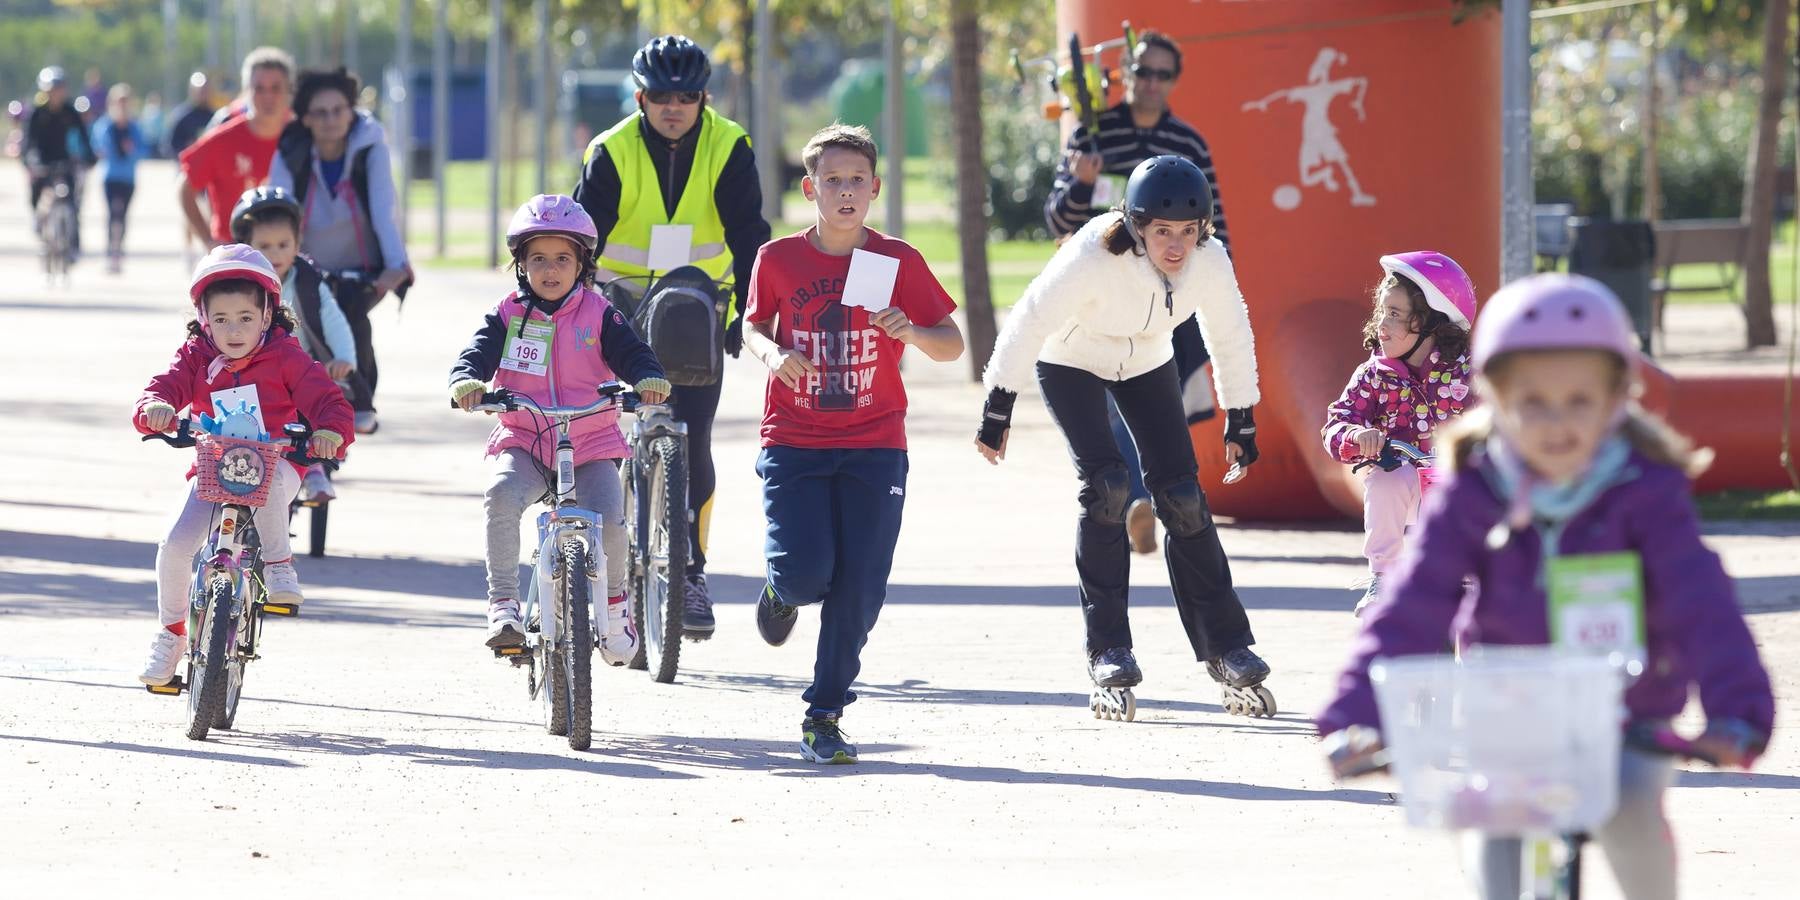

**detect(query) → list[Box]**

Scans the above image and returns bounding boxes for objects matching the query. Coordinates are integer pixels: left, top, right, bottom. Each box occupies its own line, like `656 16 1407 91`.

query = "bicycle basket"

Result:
1370 647 1624 836
194 434 284 507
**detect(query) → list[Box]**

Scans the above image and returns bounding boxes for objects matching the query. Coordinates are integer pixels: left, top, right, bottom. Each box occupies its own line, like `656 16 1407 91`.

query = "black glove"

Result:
724 317 744 359
1225 407 1259 467
978 388 1017 451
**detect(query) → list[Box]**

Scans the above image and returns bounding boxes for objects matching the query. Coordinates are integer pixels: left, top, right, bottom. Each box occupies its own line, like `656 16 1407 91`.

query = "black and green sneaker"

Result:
756 583 799 647
800 715 858 764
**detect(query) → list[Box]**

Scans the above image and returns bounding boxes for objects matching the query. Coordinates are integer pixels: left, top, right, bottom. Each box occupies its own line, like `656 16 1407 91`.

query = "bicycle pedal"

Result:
144 677 184 696
261 602 299 617
492 645 528 659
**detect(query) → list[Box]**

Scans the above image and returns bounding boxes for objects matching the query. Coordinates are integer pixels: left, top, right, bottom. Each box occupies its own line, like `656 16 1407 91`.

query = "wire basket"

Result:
194 433 284 507
1370 647 1625 836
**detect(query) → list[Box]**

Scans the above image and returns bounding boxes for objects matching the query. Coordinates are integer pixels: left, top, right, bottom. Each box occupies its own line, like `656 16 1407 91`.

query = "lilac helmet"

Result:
1380 251 1476 330
189 243 281 307
1471 274 1638 373
506 194 599 257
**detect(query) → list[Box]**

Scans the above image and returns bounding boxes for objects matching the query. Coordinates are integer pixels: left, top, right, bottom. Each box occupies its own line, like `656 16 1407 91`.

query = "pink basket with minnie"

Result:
194 433 284 507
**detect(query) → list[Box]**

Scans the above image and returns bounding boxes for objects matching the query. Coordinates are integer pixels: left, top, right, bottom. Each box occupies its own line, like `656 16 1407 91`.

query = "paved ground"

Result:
1 163 1795 897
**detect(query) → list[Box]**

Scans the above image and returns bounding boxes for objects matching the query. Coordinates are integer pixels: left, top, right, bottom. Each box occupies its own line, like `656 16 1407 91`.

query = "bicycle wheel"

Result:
540 620 569 737
186 573 235 741
214 574 256 730
643 436 688 684
560 539 593 750
49 198 73 280
308 502 328 558
623 458 649 672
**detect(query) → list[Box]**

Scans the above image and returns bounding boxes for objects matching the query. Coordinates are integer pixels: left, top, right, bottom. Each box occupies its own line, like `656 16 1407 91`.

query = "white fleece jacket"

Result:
982 212 1261 410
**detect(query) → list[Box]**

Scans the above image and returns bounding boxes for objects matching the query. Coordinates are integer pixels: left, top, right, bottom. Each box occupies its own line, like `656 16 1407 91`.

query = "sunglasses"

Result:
1132 65 1177 83
644 90 704 106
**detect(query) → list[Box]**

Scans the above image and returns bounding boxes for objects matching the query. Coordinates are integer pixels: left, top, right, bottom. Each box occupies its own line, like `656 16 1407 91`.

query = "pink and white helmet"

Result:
1471 274 1638 373
1380 251 1477 330
507 194 599 256
189 243 281 307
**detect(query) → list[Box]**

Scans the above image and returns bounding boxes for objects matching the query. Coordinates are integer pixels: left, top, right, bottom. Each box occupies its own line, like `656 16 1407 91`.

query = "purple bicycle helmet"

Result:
1472 274 1638 373
507 194 599 257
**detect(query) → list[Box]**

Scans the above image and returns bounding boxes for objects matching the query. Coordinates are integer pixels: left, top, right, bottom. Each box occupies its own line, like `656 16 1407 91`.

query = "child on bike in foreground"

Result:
133 244 353 686
742 124 964 763
450 194 669 662
231 186 365 503
1322 251 1476 614
1317 274 1774 900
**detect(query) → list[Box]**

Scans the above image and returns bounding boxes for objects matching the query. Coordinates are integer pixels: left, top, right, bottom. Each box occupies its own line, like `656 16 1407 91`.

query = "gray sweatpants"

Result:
1467 746 1678 900
155 463 302 628
485 448 627 603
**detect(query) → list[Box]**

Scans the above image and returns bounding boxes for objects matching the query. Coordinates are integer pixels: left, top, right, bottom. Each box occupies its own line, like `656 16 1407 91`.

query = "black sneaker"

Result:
800 715 858 764
756 583 798 647
1088 647 1143 688
1207 647 1271 688
683 574 716 637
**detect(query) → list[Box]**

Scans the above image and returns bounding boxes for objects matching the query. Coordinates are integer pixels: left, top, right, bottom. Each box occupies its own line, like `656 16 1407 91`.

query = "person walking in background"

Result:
92 83 148 274
177 47 294 248
162 72 216 160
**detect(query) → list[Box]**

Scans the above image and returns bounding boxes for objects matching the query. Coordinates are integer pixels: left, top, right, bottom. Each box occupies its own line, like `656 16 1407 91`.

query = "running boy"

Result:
742 124 965 764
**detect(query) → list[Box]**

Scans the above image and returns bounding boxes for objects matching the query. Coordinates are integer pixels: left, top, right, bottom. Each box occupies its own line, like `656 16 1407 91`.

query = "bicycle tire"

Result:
623 458 649 672
542 638 569 737
308 502 328 558
186 573 235 741
645 436 687 684
561 539 593 750
214 577 254 730
49 198 73 280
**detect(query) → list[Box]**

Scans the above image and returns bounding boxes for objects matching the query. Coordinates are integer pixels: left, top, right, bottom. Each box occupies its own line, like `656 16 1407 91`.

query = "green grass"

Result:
1697 488 1800 521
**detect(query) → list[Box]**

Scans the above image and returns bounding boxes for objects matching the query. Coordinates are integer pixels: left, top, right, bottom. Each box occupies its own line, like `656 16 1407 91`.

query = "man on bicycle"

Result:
20 67 97 256
572 34 771 638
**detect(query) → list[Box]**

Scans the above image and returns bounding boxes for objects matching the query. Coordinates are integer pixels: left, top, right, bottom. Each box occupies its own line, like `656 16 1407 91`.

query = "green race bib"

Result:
1547 551 1646 661
501 318 554 378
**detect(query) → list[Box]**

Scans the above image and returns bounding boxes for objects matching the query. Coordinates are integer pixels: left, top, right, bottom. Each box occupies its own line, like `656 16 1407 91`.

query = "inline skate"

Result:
1208 647 1276 718
1088 647 1142 722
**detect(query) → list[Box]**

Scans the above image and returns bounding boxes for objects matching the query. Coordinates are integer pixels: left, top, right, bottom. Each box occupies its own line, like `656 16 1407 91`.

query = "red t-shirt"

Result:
745 228 957 450
178 118 279 243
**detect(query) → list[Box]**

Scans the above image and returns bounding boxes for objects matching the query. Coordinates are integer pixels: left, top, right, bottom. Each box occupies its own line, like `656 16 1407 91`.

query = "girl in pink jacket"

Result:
1322 252 1476 614
450 196 669 659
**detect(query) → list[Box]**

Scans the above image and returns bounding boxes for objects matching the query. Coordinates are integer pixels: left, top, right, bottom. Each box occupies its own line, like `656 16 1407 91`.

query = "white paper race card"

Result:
647 224 694 272
500 318 554 377
841 248 900 311
208 384 267 433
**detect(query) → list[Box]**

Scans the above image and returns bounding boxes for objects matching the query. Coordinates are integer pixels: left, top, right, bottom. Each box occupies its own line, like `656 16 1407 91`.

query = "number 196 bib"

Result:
500 318 554 378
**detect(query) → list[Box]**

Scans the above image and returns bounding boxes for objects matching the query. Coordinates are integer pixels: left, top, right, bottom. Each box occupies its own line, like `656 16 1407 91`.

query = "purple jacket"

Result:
1316 446 1775 738
1322 349 1472 463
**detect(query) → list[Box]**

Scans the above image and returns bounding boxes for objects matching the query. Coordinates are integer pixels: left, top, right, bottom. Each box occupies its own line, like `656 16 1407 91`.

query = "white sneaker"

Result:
138 630 187 686
263 560 304 608
486 598 525 648
597 595 639 666
354 411 379 435
301 465 336 502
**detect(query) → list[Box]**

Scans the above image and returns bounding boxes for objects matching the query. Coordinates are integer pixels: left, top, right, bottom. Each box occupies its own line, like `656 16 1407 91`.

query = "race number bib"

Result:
500 318 554 377
1547 552 1646 662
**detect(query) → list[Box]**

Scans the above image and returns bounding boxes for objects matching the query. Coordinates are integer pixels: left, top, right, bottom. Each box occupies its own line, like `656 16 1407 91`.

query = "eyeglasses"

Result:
1131 65 1177 83
306 104 351 121
644 90 704 106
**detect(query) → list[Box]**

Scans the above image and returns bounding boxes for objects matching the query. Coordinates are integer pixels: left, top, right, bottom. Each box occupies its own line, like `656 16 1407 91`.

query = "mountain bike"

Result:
35 161 78 285
620 392 688 683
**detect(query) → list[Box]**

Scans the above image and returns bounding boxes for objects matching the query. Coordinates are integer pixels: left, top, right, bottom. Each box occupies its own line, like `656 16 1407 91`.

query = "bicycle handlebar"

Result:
141 418 339 471
452 382 631 418
1352 438 1434 474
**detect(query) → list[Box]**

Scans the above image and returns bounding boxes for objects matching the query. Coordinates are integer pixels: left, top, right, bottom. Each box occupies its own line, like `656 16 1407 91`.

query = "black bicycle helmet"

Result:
1123 155 1213 223
229 186 303 243
632 35 711 92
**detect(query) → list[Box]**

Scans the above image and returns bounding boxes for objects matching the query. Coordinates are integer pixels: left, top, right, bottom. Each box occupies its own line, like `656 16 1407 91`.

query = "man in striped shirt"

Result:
1042 30 1232 555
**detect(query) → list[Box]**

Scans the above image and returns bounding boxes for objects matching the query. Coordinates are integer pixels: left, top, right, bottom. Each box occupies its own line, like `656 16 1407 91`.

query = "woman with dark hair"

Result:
266 67 410 434
974 155 1275 722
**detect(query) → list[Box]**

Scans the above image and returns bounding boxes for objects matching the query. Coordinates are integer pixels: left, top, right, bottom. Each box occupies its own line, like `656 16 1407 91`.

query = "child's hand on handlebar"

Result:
1688 718 1768 770
308 430 344 461
451 380 488 412
1324 725 1388 780
327 359 354 380
633 377 672 405
142 402 178 433
1353 426 1385 459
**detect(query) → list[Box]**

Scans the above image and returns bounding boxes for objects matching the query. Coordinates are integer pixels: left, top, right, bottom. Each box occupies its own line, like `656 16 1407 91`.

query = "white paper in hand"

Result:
647 224 694 272
841 248 900 311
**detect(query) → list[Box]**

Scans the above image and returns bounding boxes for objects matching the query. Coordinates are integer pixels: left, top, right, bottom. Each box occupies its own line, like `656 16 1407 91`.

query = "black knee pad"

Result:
1152 481 1213 538
1079 464 1132 525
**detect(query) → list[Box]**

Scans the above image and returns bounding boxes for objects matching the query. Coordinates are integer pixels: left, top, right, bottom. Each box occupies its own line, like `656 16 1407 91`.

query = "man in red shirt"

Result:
177 47 294 247
741 124 964 764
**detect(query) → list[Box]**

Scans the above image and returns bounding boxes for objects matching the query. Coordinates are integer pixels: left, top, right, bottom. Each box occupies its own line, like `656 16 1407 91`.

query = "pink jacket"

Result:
1322 349 1472 462
485 285 631 466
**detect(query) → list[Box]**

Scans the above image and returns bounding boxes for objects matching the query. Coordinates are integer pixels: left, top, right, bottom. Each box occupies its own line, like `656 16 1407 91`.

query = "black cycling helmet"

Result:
1123 155 1213 224
229 186 303 243
37 66 67 92
632 35 711 92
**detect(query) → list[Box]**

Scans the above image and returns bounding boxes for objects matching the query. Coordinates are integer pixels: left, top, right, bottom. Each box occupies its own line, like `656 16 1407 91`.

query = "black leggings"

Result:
1036 359 1254 661
103 181 133 255
669 379 722 575
326 273 380 412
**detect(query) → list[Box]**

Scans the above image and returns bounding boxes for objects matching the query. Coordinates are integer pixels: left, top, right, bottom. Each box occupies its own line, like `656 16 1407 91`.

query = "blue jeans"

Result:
757 445 909 717
1107 397 1151 503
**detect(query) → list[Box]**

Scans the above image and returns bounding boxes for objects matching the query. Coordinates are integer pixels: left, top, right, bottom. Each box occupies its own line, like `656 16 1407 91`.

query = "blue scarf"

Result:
1483 430 1634 573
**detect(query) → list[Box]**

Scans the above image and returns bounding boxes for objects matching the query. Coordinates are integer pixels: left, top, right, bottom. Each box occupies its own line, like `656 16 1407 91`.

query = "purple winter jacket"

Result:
1316 445 1775 738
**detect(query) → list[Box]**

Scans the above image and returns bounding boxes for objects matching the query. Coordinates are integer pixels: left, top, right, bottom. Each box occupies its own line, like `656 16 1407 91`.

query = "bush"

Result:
984 102 1060 241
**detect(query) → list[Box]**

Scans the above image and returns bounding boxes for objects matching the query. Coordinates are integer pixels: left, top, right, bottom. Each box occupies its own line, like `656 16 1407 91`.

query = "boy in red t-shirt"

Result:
742 124 965 764
177 47 295 246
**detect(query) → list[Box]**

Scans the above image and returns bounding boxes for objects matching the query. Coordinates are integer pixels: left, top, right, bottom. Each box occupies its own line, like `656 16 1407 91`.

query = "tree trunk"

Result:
950 0 996 380
1741 0 1790 348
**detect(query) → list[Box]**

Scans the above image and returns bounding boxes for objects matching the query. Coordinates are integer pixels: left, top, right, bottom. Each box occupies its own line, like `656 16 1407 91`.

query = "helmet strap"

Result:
1124 214 1176 314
